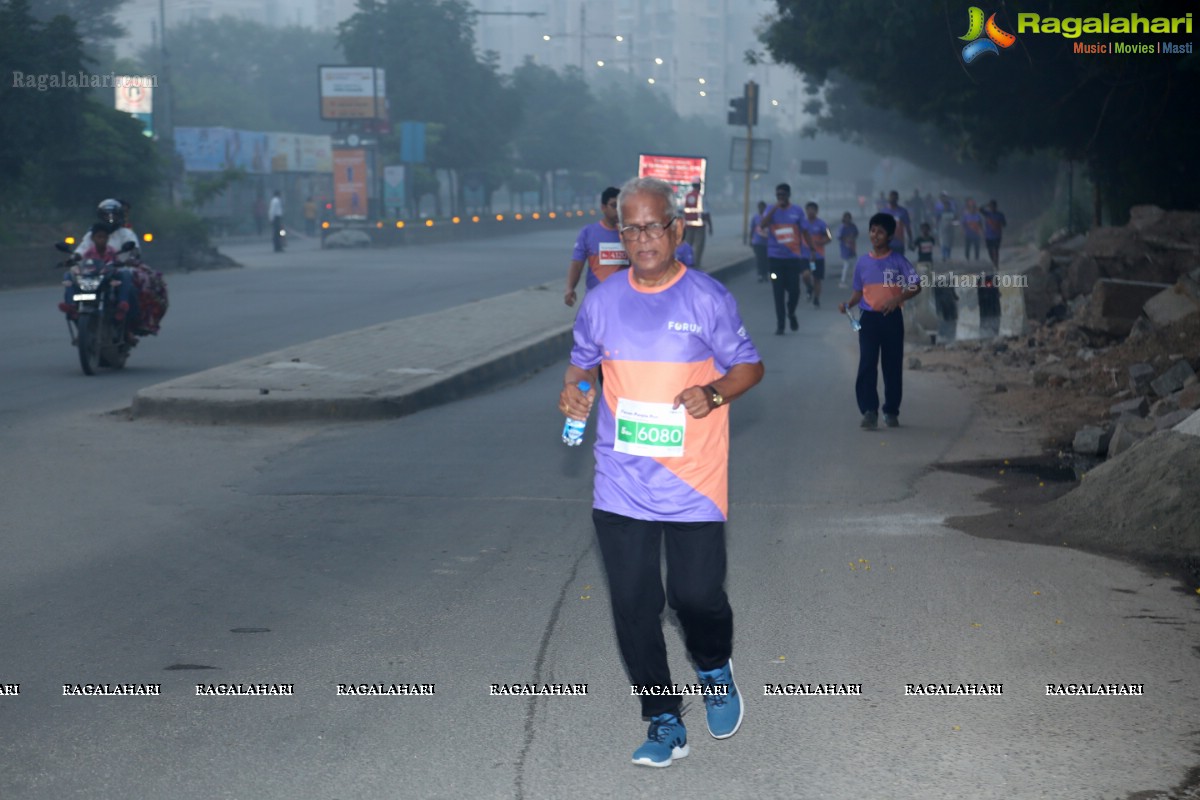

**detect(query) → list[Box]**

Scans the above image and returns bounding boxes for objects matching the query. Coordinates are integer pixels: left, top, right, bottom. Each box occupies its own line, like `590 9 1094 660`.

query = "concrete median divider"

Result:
132 254 755 424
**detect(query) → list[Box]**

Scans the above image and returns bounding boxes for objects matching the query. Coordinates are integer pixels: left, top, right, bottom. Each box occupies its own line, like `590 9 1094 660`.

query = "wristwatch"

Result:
706 384 725 408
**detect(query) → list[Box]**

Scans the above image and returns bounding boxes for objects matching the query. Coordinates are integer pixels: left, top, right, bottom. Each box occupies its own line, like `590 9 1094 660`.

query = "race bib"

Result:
772 224 802 255
597 241 628 267
613 398 686 458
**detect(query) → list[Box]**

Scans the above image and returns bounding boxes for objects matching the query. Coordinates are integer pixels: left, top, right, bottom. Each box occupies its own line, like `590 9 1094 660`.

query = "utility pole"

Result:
741 82 757 246
158 0 174 205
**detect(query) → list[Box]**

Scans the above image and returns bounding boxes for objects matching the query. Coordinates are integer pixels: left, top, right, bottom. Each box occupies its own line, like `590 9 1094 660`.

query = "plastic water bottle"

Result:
847 307 862 332
562 380 592 446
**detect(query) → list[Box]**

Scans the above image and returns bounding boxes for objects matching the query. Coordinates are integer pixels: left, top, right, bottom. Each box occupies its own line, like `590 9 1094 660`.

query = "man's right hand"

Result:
564 289 577 307
558 381 595 419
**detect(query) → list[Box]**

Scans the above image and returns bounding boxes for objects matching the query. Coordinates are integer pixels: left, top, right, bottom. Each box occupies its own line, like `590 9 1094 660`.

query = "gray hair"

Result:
616 177 676 225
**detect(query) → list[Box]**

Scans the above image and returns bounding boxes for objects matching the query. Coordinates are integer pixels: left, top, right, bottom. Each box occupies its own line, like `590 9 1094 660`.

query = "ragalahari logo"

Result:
960 7 1016 63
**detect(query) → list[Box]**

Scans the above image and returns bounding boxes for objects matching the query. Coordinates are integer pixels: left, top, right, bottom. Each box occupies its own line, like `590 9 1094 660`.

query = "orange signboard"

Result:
333 149 368 218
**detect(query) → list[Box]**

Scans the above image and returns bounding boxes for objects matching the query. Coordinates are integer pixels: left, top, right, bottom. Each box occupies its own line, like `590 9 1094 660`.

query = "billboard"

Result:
334 149 369 218
637 153 708 210
114 77 152 136
269 133 333 173
319 66 387 120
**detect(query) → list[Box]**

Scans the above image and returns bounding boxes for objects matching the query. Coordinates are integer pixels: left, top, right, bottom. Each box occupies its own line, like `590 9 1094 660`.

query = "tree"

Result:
511 60 602 207
338 0 519 214
32 0 127 55
759 0 1200 222
137 18 342 134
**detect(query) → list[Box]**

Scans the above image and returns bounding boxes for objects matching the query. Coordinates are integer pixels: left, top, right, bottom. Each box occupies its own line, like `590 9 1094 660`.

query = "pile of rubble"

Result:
920 205 1200 455
926 207 1200 565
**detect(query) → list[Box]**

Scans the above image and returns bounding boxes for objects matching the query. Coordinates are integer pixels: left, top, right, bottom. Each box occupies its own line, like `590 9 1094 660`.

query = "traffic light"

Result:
727 96 746 126
727 82 759 127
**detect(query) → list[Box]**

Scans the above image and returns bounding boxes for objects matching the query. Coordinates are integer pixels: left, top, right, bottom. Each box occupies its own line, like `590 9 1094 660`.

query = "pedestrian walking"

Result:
960 198 983 261
935 192 956 262
564 187 628 307
558 176 764 768
760 183 809 334
682 179 713 267
800 201 832 308
303 196 317 237
838 213 921 429
981 199 1007 267
749 201 769 282
883 190 914 255
268 191 284 252
837 212 858 288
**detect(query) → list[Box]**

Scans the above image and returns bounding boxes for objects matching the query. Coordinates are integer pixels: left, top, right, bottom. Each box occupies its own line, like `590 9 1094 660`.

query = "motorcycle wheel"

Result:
103 324 129 370
77 313 100 375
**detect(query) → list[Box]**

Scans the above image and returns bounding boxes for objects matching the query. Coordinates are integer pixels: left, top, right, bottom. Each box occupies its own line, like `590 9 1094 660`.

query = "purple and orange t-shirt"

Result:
800 217 830 260
852 250 919 312
766 203 806 260
570 265 761 522
572 220 629 289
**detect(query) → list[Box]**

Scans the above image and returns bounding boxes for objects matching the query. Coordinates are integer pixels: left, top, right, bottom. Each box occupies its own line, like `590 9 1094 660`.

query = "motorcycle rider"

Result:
73 198 140 259
59 222 139 329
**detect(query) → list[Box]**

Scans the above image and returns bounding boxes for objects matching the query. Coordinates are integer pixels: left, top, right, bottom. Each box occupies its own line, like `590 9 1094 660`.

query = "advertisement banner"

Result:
319 65 386 120
174 127 231 172
334 149 369 218
383 165 406 217
637 153 708 208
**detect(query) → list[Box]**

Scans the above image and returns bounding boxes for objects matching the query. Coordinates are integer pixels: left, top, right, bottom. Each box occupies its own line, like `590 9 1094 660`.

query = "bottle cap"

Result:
578 381 591 392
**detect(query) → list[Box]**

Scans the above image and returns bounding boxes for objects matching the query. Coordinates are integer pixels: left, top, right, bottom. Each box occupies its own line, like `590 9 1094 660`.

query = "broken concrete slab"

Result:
1176 384 1200 411
1149 395 1180 418
1175 409 1200 437
1143 279 1200 328
1073 425 1111 456
1150 360 1197 397
1110 396 1149 417
1108 418 1154 459
1156 409 1195 431
1078 278 1172 339
1129 363 1156 394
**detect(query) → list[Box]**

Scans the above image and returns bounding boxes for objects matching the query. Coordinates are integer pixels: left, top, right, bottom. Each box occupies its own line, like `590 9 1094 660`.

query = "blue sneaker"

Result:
631 712 689 767
696 660 743 739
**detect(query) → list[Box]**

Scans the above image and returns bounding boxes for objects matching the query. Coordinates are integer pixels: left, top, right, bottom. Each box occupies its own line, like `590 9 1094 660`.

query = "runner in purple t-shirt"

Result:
838 213 922 430
564 186 629 306
558 176 763 768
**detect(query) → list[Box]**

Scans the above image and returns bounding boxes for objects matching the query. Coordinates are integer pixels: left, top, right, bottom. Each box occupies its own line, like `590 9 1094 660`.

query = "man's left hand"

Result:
673 385 713 419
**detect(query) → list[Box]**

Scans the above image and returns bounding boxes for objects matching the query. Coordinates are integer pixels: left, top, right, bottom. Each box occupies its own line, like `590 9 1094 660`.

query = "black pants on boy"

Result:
769 257 802 329
593 509 733 719
855 308 905 417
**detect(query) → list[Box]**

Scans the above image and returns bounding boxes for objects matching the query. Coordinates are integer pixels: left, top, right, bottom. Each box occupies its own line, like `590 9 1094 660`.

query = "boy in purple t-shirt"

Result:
838 213 922 429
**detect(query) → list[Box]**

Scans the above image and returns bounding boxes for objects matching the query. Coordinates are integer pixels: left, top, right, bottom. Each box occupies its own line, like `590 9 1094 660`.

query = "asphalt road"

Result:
1 225 1198 800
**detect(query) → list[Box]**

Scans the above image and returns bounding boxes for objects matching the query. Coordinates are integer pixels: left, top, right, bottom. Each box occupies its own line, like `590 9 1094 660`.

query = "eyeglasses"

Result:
619 218 674 240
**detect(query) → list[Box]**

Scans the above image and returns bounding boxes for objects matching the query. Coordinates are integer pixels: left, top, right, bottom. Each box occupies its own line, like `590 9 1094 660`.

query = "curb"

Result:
131 255 755 425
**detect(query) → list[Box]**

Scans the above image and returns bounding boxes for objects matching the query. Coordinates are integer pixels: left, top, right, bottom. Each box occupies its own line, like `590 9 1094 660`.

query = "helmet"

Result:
97 198 123 227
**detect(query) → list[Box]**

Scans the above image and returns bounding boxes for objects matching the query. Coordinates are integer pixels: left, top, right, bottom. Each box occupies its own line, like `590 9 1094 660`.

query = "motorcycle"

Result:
54 241 138 375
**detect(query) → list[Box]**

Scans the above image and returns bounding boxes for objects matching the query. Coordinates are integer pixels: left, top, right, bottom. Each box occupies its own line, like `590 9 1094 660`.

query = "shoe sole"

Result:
706 661 745 740
632 744 689 767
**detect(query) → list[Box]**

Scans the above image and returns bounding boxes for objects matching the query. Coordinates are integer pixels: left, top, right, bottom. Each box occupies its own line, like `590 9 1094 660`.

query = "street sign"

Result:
800 159 829 176
729 137 771 173
400 121 426 164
